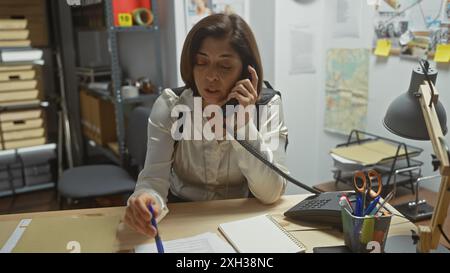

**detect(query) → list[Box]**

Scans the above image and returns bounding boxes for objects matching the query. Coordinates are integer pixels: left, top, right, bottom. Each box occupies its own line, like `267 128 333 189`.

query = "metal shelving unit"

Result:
74 0 163 166
104 0 163 166
0 47 58 198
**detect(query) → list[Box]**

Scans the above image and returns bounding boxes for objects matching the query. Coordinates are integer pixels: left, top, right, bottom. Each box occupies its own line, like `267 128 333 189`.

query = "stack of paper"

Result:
0 49 43 63
134 232 235 253
330 140 411 166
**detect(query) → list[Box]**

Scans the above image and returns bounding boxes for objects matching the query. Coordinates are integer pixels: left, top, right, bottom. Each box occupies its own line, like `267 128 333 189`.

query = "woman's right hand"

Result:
124 192 161 238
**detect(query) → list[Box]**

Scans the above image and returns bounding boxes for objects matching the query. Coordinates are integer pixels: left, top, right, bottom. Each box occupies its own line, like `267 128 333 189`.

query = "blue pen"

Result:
148 204 164 253
355 194 363 217
364 196 381 216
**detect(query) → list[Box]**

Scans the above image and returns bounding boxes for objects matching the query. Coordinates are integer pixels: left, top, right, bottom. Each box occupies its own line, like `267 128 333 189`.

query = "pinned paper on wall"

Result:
444 0 450 24
434 44 450 62
212 0 249 21
332 0 361 38
184 0 212 33
374 39 392 56
289 26 316 74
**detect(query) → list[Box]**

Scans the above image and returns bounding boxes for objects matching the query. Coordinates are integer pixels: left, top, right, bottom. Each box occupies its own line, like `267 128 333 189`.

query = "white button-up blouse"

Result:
129 88 289 210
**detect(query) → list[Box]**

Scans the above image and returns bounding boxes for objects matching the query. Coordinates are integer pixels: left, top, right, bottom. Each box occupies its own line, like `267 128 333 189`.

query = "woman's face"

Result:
193 37 243 106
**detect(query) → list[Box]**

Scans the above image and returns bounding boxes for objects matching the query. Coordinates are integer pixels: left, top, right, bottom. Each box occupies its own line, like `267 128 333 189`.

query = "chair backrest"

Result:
126 106 151 170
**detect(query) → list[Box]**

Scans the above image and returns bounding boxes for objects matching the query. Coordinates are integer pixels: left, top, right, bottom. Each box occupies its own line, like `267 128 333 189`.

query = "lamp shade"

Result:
383 66 448 140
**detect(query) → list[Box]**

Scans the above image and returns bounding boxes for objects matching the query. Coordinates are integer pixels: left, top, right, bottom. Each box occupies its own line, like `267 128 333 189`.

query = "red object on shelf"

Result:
112 0 152 27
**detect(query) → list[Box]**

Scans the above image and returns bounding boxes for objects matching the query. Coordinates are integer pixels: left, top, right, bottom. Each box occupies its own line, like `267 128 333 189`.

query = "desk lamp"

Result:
383 60 450 252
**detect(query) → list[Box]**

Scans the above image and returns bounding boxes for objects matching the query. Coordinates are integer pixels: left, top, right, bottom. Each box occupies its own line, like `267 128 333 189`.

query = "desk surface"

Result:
0 194 416 253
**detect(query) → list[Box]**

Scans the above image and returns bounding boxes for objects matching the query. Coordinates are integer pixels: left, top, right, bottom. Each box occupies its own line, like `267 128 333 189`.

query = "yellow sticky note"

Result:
374 39 392 57
434 44 450 63
118 13 132 27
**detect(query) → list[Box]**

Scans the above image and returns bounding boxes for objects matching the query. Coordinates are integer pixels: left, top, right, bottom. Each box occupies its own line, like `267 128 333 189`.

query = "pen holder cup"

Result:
341 208 392 253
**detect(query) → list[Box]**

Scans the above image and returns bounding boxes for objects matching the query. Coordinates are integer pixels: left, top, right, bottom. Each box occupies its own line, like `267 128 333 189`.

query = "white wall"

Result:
163 0 450 193
270 0 450 194
272 0 324 194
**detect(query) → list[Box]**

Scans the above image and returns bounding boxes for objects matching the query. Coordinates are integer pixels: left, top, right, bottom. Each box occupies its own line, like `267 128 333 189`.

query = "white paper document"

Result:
134 232 236 253
332 0 361 38
289 26 316 74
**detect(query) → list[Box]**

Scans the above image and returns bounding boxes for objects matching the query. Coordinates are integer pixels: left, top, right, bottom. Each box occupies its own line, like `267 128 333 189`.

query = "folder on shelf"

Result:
0 90 39 102
1 137 46 150
2 118 44 132
0 109 42 122
0 40 31 48
218 214 306 253
0 30 29 41
330 139 414 166
0 80 37 92
0 128 45 142
0 19 28 30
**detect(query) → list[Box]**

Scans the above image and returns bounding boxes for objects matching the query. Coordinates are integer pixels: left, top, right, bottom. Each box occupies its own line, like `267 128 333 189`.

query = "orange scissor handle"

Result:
353 171 367 194
367 169 383 198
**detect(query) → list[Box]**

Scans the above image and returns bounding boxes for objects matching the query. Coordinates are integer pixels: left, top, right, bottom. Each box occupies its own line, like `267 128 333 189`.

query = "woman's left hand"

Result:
226 65 259 131
227 65 258 107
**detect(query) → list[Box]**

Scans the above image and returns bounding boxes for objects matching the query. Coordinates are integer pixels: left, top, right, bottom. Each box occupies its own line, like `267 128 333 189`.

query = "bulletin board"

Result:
372 0 450 62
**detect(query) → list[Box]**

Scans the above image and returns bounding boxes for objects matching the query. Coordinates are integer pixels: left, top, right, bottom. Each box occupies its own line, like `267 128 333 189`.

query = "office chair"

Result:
57 106 151 209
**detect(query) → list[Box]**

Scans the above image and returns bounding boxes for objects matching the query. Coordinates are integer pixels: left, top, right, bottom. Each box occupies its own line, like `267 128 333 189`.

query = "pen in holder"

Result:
341 207 392 253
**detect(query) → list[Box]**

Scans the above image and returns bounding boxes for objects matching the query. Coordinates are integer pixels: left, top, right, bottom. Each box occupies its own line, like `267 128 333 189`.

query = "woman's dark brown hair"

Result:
180 13 263 95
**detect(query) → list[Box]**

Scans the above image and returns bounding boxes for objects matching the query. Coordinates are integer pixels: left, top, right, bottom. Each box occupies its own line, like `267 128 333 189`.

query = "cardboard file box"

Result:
1 137 46 150
0 109 42 122
0 127 45 141
0 29 29 40
80 89 117 146
0 40 31 47
0 109 46 150
0 80 37 92
0 0 49 46
0 19 27 30
0 90 39 102
0 65 32 72
0 118 43 132
0 70 35 81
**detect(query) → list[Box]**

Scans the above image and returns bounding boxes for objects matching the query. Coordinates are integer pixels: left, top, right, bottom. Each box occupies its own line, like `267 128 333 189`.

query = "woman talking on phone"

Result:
124 13 289 237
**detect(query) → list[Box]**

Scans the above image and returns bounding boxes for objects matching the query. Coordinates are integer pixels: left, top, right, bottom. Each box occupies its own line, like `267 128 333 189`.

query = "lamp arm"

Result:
417 83 450 252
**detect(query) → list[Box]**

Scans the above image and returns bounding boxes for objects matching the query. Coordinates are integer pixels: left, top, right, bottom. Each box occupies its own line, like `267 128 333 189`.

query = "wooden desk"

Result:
0 194 416 253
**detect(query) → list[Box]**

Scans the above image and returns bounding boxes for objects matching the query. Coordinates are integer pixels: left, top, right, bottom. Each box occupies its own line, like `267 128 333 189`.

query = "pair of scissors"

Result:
353 170 383 217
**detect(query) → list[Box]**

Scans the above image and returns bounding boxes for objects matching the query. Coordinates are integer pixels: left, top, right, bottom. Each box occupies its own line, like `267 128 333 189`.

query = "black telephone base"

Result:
284 191 356 228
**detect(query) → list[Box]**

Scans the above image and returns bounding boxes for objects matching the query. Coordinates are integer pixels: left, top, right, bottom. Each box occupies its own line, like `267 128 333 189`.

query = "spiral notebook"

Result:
218 214 306 253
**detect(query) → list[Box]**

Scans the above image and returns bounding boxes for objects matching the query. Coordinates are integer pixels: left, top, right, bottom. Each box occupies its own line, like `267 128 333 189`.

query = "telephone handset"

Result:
221 65 252 116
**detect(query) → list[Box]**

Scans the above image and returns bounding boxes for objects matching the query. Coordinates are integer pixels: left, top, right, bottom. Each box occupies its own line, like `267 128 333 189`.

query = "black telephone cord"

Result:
235 139 321 194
